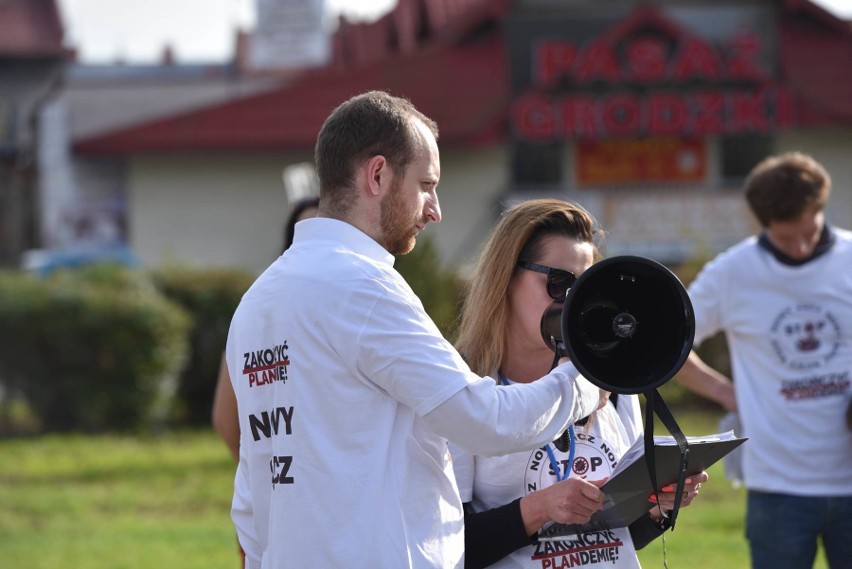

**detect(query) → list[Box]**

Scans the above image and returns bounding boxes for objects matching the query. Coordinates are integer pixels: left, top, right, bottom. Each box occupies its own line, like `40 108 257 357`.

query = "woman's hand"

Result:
519 477 607 536
647 470 710 522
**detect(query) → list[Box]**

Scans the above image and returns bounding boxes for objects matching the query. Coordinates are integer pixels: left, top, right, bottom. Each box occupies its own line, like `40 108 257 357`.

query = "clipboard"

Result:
538 431 747 541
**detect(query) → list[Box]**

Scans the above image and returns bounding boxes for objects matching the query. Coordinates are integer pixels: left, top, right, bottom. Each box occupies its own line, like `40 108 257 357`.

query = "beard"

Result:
380 178 422 256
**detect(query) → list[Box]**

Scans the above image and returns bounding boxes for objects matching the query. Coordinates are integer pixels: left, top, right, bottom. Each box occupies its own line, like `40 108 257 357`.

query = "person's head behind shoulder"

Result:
314 91 442 255
283 196 320 251
745 152 831 260
457 198 603 377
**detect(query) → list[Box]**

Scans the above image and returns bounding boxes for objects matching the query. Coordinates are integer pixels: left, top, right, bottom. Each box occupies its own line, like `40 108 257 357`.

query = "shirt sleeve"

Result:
349 281 601 456
423 362 602 457
463 499 534 569
687 255 728 347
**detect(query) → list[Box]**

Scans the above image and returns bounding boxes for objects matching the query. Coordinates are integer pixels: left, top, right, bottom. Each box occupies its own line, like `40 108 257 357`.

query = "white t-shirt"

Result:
452 390 646 569
226 218 601 569
688 227 852 496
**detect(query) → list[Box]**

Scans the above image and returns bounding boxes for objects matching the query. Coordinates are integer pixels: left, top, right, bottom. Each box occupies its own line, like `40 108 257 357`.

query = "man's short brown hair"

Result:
744 152 831 227
314 91 438 217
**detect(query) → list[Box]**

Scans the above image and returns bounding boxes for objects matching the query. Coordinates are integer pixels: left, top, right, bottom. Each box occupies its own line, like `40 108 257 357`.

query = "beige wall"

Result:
125 131 851 276
128 145 509 275
129 153 312 275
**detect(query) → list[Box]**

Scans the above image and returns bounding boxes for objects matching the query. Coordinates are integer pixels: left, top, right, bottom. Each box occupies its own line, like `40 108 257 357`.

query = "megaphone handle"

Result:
643 389 690 530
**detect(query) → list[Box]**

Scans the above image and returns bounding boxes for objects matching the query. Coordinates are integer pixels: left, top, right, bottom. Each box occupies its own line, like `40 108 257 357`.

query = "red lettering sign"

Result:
601 94 641 136
563 96 598 139
574 40 621 84
511 87 795 141
690 91 726 135
625 37 668 83
731 88 770 133
529 11 768 87
727 31 767 81
511 93 557 141
535 40 578 87
671 38 721 81
648 93 688 135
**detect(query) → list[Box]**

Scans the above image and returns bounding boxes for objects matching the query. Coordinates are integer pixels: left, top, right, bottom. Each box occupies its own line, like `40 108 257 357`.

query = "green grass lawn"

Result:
0 411 830 568
0 430 241 569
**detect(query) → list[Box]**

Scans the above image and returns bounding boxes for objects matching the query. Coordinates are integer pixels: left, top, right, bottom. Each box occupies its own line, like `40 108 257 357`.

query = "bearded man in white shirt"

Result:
225 90 607 569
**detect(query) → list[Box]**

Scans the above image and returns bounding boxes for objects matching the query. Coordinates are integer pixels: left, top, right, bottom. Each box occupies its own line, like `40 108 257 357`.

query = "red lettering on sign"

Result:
731 88 769 133
672 38 721 81
648 93 688 135
727 31 766 81
625 37 668 83
563 96 597 139
511 93 557 140
535 41 578 87
511 87 795 141
602 94 641 137
530 15 770 86
690 91 726 135
575 40 620 84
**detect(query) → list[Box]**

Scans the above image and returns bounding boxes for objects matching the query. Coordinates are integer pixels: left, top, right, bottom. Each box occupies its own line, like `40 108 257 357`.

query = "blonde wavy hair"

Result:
456 198 603 377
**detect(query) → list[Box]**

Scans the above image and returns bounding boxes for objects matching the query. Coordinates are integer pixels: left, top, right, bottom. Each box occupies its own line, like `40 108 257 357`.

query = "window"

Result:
720 135 774 184
512 140 562 187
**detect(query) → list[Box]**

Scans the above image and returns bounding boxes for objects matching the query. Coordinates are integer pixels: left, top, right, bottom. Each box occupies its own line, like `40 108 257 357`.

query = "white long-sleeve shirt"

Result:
226 218 601 569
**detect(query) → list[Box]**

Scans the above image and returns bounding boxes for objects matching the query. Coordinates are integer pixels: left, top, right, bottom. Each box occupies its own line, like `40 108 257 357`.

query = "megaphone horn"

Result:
541 255 695 395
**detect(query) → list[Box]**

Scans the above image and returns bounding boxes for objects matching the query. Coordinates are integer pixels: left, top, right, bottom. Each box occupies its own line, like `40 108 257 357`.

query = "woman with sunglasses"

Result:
451 199 708 569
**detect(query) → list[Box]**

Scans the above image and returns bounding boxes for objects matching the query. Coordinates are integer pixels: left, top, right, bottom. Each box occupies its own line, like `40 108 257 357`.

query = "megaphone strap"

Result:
643 388 690 530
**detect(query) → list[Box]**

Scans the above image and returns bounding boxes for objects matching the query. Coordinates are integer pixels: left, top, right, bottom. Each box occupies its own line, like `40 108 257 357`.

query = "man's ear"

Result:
365 154 391 197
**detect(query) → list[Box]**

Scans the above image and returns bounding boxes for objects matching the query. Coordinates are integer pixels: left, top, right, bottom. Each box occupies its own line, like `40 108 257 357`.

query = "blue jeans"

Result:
746 490 852 569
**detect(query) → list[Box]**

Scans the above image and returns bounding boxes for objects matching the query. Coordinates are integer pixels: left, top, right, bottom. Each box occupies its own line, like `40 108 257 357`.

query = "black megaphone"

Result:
544 255 695 394
540 255 695 528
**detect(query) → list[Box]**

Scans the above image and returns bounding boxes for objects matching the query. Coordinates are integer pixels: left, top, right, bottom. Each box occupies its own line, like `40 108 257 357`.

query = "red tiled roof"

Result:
73 0 852 155
0 0 65 56
74 32 509 154
74 0 510 154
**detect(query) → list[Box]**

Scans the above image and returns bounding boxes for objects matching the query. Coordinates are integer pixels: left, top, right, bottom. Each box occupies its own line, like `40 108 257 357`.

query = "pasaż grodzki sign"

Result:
508 5 795 141
510 87 794 141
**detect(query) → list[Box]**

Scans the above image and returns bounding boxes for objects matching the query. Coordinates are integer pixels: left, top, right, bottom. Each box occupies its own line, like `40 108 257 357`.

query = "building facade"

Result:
69 0 852 274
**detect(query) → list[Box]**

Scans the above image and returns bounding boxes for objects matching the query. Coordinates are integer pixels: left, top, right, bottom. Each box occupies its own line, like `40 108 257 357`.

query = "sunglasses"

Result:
517 261 577 301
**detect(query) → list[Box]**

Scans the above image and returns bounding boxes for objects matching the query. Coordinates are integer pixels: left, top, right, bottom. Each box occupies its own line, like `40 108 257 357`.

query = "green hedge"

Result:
0 243 464 434
0 265 190 432
151 267 255 426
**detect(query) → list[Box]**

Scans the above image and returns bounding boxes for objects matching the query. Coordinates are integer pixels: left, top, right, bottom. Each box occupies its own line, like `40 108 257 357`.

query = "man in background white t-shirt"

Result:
676 152 852 569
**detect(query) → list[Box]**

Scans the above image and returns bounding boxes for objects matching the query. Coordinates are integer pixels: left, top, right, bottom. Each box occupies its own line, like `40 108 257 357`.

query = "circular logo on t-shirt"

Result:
523 431 617 494
524 428 632 566
770 305 841 371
